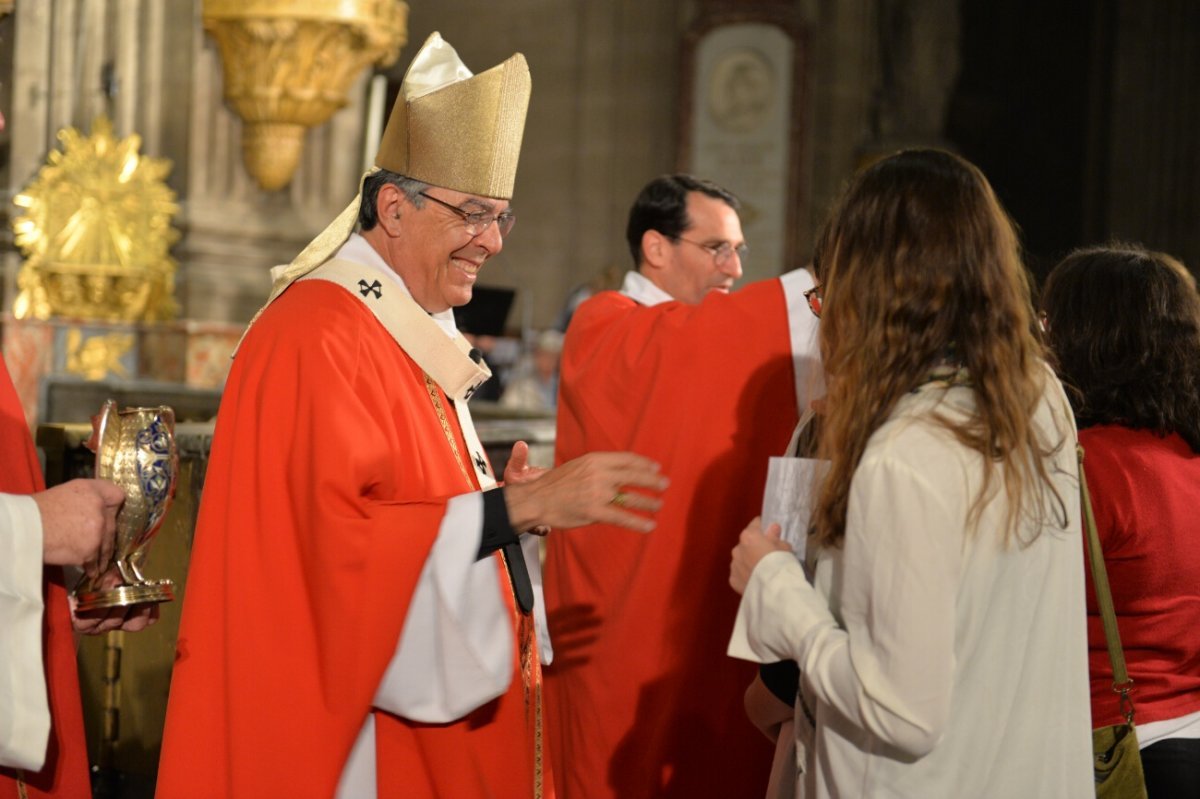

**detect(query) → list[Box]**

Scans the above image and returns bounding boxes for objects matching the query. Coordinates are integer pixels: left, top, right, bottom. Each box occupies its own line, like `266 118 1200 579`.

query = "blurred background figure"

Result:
557 264 624 333
501 329 564 412
1042 244 1200 799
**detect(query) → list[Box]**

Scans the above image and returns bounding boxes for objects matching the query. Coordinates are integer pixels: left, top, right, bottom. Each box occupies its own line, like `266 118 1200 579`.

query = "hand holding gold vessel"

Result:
73 400 179 611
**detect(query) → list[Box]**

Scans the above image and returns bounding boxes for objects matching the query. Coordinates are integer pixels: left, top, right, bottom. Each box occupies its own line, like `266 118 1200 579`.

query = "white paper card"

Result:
762 457 831 564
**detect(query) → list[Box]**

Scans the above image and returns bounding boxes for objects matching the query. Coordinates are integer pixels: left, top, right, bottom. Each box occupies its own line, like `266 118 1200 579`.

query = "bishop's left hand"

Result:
504 441 550 535
730 517 793 596
503 441 547 485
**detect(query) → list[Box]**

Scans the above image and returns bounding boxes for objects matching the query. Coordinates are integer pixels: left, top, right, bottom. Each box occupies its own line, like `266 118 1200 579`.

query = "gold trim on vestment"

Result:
421 373 543 797
424 373 473 486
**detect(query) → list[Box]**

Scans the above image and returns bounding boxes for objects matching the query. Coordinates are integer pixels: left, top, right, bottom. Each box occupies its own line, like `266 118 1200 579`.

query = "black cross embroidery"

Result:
473 452 488 475
358 279 382 299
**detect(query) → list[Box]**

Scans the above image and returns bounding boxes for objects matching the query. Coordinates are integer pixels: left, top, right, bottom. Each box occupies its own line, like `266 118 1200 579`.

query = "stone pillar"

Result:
1099 0 1200 271
179 23 370 324
869 0 960 148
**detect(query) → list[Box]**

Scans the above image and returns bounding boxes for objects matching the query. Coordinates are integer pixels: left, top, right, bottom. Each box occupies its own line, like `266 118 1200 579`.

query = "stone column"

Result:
1099 0 1200 271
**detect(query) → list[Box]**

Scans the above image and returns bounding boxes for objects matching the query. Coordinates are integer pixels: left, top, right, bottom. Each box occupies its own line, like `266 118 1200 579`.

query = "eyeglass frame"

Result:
803 285 823 318
674 235 749 267
419 191 517 238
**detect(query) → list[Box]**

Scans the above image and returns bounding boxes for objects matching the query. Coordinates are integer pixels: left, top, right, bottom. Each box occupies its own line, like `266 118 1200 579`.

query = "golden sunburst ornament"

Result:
12 115 180 322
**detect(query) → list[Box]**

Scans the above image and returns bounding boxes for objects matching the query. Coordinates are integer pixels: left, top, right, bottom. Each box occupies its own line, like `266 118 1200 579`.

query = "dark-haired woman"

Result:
1043 245 1200 798
726 149 1092 797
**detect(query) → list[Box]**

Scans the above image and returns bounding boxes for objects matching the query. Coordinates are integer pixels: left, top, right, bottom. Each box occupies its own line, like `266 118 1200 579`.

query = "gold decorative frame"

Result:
11 116 180 322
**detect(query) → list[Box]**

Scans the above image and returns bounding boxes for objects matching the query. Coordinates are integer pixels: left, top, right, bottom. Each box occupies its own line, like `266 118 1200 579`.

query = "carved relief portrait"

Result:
707 47 776 134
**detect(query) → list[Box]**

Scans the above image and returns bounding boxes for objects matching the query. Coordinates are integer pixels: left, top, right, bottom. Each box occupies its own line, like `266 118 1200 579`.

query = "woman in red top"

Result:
1042 244 1200 798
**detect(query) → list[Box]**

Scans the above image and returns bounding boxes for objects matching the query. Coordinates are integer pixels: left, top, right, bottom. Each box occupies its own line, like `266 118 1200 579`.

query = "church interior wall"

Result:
1 3 1198 793
0 0 1197 349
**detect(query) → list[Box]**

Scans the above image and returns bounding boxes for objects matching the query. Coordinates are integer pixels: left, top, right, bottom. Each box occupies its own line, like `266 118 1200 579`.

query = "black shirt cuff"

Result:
477 489 520 560
759 660 800 706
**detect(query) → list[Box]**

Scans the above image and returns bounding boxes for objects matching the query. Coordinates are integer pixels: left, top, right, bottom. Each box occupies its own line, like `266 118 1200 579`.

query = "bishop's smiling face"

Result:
395 187 509 313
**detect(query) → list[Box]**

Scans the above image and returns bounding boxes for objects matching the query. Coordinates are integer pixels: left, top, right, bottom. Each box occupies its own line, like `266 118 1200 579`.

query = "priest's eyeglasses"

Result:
804 285 823 318
676 236 749 266
420 192 517 238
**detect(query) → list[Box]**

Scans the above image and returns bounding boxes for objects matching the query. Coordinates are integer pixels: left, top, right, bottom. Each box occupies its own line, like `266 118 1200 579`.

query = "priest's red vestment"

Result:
546 280 802 798
0 356 91 799
156 280 541 798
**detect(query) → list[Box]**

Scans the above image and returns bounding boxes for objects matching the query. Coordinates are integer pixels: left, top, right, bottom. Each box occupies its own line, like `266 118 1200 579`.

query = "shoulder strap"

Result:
1077 444 1136 723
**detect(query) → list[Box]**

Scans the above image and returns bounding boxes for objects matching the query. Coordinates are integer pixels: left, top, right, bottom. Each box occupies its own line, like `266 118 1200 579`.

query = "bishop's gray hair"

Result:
358 170 430 231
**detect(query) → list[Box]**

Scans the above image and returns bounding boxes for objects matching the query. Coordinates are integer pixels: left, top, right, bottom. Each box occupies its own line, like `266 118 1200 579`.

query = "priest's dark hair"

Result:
626 174 740 269
1042 244 1200 453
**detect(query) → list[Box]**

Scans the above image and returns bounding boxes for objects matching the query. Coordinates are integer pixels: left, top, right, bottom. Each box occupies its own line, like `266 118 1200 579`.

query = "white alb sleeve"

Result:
728 456 959 758
372 492 512 723
0 493 50 771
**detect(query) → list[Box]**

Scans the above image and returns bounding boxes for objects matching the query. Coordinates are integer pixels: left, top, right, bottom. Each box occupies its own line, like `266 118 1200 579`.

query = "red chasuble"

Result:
545 282 798 799
156 281 542 798
0 357 91 799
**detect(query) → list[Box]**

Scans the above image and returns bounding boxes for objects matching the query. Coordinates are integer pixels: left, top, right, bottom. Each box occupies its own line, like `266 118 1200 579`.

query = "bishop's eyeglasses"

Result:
420 192 517 238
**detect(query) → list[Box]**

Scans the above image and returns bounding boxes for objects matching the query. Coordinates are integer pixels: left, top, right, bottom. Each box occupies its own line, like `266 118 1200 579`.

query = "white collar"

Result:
336 233 459 339
619 270 676 307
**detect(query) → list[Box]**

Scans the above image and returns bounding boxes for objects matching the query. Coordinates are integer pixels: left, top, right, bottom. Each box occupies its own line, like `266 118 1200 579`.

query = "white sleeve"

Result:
728 456 958 758
0 493 50 771
372 492 513 723
779 269 824 416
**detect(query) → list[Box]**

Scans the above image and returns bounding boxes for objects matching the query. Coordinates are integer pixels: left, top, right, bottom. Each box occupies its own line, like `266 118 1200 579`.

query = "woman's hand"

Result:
730 516 793 595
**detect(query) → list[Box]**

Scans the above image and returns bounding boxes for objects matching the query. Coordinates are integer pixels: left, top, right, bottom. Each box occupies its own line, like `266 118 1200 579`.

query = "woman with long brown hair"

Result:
728 149 1092 797
1043 245 1200 798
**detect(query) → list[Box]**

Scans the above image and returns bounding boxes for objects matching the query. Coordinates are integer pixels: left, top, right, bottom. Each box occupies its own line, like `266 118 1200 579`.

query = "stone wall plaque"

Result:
680 9 807 282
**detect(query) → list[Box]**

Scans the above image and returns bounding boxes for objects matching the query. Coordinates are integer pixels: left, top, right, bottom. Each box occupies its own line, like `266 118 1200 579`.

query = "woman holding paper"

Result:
727 149 1092 798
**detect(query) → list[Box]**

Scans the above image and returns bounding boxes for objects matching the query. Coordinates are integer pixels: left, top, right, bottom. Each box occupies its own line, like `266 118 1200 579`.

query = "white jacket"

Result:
731 374 1093 798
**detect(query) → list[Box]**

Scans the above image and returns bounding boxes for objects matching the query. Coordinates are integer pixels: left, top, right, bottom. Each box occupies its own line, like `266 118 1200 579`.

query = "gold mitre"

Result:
239 33 531 349
378 31 530 199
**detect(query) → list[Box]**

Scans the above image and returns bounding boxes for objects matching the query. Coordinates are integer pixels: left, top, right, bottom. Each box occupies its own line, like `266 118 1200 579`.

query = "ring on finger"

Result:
609 491 629 507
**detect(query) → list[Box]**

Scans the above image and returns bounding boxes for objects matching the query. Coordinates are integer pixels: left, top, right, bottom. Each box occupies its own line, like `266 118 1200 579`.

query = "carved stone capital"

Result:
202 0 407 191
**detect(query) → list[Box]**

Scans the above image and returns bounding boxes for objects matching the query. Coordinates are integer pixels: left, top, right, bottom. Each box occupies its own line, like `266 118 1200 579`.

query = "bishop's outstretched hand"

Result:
504 450 667 534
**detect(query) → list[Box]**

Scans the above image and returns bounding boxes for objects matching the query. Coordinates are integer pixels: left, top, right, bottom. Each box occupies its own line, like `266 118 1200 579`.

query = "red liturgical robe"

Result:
546 279 811 798
156 280 541 798
0 357 91 799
